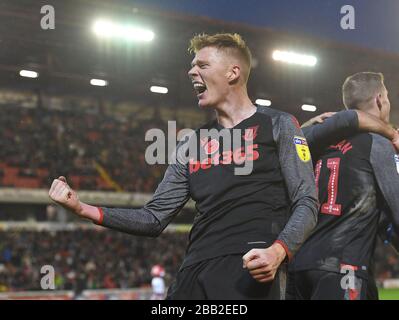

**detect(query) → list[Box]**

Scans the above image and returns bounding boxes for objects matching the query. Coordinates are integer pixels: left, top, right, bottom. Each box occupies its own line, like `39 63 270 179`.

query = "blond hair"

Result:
188 33 252 82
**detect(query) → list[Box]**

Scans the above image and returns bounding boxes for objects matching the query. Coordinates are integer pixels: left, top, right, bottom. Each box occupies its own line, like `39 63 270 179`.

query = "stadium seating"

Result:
0 229 187 292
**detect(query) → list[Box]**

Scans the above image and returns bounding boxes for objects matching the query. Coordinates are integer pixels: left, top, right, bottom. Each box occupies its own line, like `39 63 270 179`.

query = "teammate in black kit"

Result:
300 109 399 300
48 33 319 300
287 72 399 300
243 107 399 298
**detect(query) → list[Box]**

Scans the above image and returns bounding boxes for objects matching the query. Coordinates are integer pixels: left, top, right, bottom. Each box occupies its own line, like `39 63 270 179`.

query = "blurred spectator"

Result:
0 104 189 193
0 228 397 293
46 205 57 221
375 239 399 280
0 230 187 292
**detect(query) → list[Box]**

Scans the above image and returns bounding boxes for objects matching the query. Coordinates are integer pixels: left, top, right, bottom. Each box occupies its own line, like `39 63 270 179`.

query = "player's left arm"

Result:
273 114 319 258
370 134 399 237
243 114 319 282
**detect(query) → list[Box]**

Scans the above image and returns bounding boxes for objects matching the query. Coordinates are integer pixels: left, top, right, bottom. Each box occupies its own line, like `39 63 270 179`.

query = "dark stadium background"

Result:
0 0 398 299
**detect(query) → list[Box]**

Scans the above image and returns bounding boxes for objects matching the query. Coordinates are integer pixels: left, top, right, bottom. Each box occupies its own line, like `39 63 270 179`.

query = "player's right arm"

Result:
49 139 191 237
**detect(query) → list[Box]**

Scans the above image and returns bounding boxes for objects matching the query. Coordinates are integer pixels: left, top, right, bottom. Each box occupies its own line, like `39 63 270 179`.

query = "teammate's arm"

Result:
243 114 319 282
49 140 191 237
301 112 336 127
303 110 399 156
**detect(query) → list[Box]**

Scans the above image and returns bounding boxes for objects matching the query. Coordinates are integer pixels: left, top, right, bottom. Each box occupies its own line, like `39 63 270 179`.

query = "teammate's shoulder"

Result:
370 132 394 148
370 132 390 141
368 133 397 165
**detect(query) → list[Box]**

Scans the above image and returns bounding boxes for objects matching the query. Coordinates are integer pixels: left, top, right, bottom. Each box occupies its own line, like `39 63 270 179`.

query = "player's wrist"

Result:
75 201 85 217
271 242 287 263
77 202 101 223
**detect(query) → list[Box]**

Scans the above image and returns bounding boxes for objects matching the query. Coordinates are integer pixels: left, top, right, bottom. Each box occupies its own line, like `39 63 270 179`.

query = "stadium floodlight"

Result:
301 104 317 112
92 19 154 42
90 78 108 86
19 70 38 78
255 99 272 107
150 86 168 94
272 50 317 67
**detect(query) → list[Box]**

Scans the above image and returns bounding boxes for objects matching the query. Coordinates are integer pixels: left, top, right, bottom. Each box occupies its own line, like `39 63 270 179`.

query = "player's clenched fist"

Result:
48 176 82 216
242 243 286 283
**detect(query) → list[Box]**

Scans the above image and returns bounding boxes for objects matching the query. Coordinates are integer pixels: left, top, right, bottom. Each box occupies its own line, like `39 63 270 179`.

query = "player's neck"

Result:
214 91 256 129
357 103 382 120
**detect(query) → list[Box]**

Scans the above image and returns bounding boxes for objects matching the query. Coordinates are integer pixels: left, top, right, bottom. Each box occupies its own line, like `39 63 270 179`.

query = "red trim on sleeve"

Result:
96 207 104 225
274 240 292 261
290 116 301 129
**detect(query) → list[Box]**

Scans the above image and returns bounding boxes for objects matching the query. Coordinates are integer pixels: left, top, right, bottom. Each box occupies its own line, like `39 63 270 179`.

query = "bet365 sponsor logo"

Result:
189 143 259 173
189 125 260 173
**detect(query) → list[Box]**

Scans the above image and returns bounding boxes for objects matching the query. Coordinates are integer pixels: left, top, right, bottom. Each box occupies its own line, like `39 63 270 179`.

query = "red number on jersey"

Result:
316 158 342 216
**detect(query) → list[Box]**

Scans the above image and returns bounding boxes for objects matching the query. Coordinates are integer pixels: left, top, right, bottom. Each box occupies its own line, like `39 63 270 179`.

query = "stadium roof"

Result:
1 0 399 124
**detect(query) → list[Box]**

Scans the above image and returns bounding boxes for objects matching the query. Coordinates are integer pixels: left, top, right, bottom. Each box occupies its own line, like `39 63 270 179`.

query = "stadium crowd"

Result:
374 241 399 281
0 229 187 293
0 103 178 192
0 227 397 292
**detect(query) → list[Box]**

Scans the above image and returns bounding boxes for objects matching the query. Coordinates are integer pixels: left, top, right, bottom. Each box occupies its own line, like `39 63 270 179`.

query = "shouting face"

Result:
188 46 234 109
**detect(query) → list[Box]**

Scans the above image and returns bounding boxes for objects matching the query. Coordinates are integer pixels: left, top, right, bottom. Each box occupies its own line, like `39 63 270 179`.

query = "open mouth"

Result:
193 82 207 96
